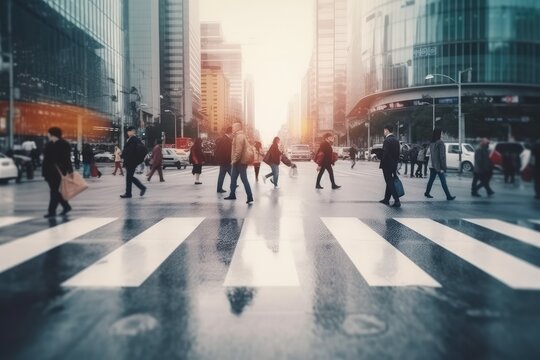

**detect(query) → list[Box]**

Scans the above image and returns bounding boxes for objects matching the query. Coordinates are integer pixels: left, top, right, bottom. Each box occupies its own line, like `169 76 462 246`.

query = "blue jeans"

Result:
83 163 91 178
230 164 253 200
217 165 231 191
425 168 452 198
265 164 280 186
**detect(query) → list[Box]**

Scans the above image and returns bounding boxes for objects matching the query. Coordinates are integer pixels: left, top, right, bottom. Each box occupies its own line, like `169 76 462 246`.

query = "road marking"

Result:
0 216 32 229
396 218 540 290
321 217 440 287
464 219 540 249
223 217 301 287
0 217 117 273
529 220 540 226
63 217 204 287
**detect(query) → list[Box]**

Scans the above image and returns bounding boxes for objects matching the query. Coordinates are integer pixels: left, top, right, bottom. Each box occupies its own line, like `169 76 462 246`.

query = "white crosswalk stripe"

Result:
0 216 32 229
321 217 441 287
529 220 540 226
396 218 540 290
0 217 117 273
63 217 204 287
464 219 540 249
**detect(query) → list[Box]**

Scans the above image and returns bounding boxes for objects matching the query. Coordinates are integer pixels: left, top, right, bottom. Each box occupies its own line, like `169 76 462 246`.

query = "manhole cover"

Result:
110 313 159 336
342 314 387 336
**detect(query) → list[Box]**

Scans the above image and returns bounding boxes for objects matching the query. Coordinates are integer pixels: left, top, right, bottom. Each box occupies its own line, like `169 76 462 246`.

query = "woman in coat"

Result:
263 137 282 188
147 142 164 182
42 127 73 218
315 133 340 189
424 128 456 200
253 141 263 182
112 145 124 176
190 138 205 185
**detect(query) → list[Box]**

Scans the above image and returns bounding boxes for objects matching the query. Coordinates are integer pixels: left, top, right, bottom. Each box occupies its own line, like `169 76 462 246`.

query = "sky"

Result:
199 0 314 144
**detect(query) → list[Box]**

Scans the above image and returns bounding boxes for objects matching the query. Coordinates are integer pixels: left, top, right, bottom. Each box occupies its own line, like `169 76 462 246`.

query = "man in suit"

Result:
215 126 233 193
379 124 401 207
120 126 147 198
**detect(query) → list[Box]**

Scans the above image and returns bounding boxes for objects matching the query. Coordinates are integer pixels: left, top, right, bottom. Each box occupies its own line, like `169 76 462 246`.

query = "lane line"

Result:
0 216 32 229
0 217 117 273
321 217 440 287
396 218 540 290
223 217 301 287
464 219 540 249
529 220 540 226
63 217 204 287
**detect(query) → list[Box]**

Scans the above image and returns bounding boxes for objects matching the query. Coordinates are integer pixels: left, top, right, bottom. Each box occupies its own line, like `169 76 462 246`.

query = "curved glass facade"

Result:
358 0 540 98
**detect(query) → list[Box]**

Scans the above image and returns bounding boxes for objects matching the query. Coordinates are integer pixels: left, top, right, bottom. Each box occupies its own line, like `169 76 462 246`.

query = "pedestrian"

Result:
253 141 263 182
215 127 233 192
502 150 518 184
315 133 341 190
471 138 495 197
263 137 282 188
423 144 430 177
349 145 358 169
42 127 73 218
398 146 409 175
533 140 540 200
424 128 456 200
224 121 254 204
82 143 93 178
379 124 401 207
189 137 205 185
120 126 147 198
415 145 425 177
409 145 419 178
112 145 124 176
147 142 164 182
73 146 81 170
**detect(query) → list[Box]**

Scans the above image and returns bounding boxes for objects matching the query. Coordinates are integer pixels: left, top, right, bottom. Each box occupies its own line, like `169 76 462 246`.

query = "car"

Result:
287 144 312 161
162 148 189 169
94 151 115 162
0 153 19 184
445 143 475 172
370 144 383 161
13 154 34 180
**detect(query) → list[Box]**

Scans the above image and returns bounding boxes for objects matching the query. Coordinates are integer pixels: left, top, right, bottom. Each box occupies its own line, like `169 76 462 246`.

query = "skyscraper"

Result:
243 75 255 135
201 66 230 136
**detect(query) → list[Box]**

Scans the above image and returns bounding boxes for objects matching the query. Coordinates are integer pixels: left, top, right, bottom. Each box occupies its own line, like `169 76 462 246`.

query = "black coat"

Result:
42 139 73 181
215 135 232 166
122 136 142 169
267 143 282 165
82 146 94 164
380 134 400 172
317 141 333 167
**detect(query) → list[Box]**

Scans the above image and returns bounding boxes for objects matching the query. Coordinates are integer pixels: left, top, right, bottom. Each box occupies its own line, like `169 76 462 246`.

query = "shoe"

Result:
43 213 56 218
112 173 116 176
379 199 390 205
332 185 341 189
424 193 433 198
120 173 124 176
195 182 202 185
140 187 147 197
120 194 132 198
487 191 495 197
410 175 414 178
270 179 274 185
246 198 254 204
224 196 236 200
391 201 401 208
217 189 227 193
160 180 165 182
147 177 151 182
60 205 72 216
447 196 456 201
471 192 481 198
97 173 102 178
316 185 324 189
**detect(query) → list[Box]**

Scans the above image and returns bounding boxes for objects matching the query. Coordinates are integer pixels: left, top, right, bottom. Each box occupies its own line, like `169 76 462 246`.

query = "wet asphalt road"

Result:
0 160 539 360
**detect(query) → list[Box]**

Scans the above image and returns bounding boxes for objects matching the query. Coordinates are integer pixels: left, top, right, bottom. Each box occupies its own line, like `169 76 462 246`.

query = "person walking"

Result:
120 126 147 198
502 150 518 184
471 138 494 197
415 145 426 177
253 141 263 182
215 127 233 192
112 145 124 176
224 122 254 204
398 146 409 176
81 143 93 178
533 140 540 200
73 146 81 170
349 145 358 169
379 124 401 207
315 133 341 190
263 137 282 188
189 138 205 185
147 142 164 182
409 145 419 178
42 127 73 218
424 128 456 200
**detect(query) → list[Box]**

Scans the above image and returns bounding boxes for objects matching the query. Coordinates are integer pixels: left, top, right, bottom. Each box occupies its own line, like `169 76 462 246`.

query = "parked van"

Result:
445 143 475 172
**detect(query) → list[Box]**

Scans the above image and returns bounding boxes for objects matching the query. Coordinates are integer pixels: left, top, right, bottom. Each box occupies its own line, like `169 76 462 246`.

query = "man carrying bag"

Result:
120 126 148 198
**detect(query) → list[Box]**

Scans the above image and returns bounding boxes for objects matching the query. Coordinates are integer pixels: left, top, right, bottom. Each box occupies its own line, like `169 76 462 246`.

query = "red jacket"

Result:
151 144 163 166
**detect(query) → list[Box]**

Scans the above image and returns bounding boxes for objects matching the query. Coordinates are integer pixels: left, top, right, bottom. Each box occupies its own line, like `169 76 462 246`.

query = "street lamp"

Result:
425 67 472 173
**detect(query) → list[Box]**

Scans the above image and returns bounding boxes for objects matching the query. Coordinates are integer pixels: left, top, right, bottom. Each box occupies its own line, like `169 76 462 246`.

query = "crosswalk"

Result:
0 216 539 290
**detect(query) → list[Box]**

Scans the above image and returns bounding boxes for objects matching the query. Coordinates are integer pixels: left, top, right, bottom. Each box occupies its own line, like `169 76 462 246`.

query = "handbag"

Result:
315 151 324 166
332 152 338 164
90 162 99 177
58 167 88 201
393 175 405 198
521 164 534 182
263 151 271 165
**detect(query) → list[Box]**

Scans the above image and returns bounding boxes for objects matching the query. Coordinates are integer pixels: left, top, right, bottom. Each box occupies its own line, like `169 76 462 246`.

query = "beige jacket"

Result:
231 130 250 165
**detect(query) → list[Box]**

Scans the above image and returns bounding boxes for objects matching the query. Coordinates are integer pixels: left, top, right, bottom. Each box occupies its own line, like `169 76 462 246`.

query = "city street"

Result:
1 161 539 360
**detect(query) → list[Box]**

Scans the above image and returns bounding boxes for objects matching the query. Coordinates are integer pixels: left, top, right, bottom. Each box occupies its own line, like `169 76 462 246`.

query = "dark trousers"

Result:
113 161 124 175
125 166 145 196
426 168 452 198
316 165 336 187
217 165 231 191
230 164 253 200
382 168 399 202
47 177 70 215
535 168 540 198
504 168 515 183
472 172 493 194
254 164 260 180
415 161 423 176
409 162 415 177
147 163 163 181
423 158 429 176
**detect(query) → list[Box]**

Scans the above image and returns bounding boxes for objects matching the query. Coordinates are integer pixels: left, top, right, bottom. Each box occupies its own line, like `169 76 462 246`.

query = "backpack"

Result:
135 141 148 165
244 141 255 165
417 148 425 162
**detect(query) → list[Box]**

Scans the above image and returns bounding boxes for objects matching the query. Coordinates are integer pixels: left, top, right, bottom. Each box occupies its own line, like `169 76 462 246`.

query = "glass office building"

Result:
0 0 127 148
347 0 540 141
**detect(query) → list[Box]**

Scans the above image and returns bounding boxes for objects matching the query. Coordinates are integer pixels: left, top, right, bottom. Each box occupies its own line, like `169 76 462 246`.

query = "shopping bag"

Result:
489 150 502 166
521 164 534 182
281 154 292 167
59 170 88 200
90 162 99 177
393 176 405 198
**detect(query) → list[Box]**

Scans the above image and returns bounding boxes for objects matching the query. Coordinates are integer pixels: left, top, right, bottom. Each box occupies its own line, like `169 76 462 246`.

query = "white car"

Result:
94 151 115 162
162 148 189 169
0 154 19 184
445 143 475 172
287 144 312 161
